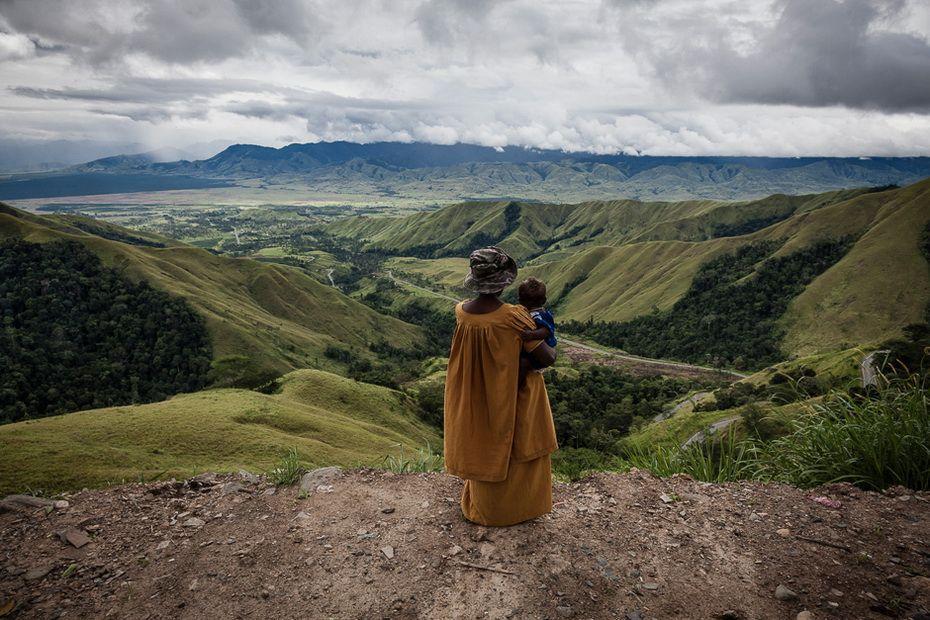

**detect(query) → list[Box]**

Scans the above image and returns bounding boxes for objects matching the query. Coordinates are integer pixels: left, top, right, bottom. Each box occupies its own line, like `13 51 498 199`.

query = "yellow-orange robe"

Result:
443 302 558 526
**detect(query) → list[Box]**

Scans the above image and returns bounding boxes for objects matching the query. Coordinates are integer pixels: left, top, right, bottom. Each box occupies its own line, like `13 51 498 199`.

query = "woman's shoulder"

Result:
504 303 535 328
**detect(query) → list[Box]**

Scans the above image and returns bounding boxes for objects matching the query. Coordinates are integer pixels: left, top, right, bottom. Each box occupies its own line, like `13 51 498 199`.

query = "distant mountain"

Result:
2 140 928 202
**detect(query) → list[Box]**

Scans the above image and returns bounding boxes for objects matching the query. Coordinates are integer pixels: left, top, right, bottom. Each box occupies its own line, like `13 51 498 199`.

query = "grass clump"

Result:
381 443 444 473
268 448 305 486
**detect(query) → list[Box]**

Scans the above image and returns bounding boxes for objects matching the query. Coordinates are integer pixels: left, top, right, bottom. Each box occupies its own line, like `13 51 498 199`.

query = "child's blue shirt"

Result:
530 308 557 347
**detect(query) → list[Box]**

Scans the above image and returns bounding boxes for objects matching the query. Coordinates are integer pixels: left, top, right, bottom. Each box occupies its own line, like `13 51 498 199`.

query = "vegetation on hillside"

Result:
565 239 854 370
0 369 440 495
625 373 930 491
546 366 711 451
0 239 211 422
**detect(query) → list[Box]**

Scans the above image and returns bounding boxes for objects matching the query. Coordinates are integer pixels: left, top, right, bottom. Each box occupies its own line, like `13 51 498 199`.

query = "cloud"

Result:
0 31 34 61
0 0 929 156
611 0 930 111
0 0 324 65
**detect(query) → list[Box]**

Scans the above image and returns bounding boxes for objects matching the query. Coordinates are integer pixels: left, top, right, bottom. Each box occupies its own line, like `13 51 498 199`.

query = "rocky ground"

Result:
1 469 929 619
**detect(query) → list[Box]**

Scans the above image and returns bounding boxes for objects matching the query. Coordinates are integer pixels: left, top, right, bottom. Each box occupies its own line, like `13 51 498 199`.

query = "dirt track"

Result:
2 470 929 619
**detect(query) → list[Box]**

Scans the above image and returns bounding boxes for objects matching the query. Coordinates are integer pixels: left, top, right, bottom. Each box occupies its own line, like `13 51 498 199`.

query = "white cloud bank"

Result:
0 0 929 157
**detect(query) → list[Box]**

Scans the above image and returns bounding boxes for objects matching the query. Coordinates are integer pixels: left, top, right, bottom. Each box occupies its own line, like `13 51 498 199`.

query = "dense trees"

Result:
546 365 707 451
564 239 854 370
0 240 211 422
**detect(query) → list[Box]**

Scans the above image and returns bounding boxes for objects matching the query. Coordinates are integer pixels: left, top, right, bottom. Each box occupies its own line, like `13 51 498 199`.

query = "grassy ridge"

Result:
0 369 440 495
333 179 930 356
0 205 424 375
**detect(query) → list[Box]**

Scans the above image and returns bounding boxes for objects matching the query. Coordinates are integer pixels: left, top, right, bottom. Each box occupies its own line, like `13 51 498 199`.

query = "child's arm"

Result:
519 325 551 341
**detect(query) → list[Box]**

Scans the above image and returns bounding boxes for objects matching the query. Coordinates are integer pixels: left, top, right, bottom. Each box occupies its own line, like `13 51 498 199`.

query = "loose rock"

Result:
775 585 798 601
299 467 342 494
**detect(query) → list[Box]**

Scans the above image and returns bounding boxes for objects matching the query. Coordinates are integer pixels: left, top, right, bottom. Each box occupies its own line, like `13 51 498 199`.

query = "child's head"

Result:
518 277 547 309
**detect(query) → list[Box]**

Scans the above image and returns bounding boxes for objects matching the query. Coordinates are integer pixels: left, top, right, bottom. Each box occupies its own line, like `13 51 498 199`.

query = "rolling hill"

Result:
3 141 930 203
0 369 440 495
335 179 930 360
0 204 424 377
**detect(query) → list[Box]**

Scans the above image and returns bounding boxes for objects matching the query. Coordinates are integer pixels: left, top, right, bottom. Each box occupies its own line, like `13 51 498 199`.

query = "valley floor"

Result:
2 471 929 619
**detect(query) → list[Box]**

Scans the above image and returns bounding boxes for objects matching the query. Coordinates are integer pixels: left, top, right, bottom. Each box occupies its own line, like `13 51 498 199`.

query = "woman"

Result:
443 246 558 526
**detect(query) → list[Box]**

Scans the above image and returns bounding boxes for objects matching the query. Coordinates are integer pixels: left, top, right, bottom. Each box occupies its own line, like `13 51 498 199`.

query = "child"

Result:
518 277 557 363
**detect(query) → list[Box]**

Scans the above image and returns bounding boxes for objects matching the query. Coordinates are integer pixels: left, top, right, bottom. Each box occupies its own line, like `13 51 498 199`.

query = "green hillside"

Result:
0 204 424 376
336 180 930 358
0 369 440 495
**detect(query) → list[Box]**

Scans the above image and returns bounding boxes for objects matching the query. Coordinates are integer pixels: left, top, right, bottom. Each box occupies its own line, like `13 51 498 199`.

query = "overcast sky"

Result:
1 0 930 158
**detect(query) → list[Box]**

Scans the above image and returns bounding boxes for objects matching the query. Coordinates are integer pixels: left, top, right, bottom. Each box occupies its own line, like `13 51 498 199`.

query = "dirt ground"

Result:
2 469 929 619
560 345 739 383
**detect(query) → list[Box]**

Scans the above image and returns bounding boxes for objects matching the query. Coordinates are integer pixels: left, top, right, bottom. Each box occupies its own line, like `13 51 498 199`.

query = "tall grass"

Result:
381 443 444 473
754 374 930 490
268 447 305 486
624 376 930 491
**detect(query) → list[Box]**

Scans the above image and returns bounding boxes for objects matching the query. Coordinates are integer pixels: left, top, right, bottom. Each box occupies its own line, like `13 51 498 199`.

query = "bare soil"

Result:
561 345 739 383
2 470 929 619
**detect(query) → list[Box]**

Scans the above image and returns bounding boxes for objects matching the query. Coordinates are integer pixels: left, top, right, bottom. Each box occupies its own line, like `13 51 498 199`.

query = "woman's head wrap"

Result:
463 246 517 294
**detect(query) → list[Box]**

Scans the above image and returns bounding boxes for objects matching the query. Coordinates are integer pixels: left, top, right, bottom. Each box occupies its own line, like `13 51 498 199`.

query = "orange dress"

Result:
443 302 558 526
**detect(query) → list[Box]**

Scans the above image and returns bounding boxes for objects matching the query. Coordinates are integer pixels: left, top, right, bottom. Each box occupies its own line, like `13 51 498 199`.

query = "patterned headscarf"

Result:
463 246 517 294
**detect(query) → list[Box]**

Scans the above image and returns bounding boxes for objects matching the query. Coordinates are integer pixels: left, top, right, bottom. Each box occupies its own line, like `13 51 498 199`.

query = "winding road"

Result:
383 270 747 379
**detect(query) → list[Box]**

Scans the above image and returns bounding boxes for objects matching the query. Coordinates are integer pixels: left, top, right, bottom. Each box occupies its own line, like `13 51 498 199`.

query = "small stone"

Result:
749 512 761 522
556 605 574 617
182 517 205 528
58 528 91 548
775 585 798 601
156 540 171 551
53 500 70 510
381 545 395 559
625 611 644 620
890 556 901 564
776 528 791 537
381 507 395 514
829 588 843 597
298 467 342 494
188 579 199 592
220 482 245 495
24 566 52 581
716 611 741 620
643 582 660 591
263 487 276 496
421 500 429 509
449 545 463 556
796 612 814 620
659 494 674 504
238 470 261 484
261 590 270 599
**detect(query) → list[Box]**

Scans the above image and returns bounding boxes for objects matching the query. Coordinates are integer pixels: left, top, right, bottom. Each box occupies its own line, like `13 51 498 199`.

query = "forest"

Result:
564 238 854 370
0 239 212 422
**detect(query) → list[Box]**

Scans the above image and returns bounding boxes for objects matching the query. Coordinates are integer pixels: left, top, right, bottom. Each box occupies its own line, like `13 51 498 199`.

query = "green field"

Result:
0 369 440 495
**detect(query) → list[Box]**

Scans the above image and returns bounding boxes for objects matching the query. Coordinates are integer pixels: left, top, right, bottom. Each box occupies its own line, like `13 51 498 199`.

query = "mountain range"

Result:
2 141 930 202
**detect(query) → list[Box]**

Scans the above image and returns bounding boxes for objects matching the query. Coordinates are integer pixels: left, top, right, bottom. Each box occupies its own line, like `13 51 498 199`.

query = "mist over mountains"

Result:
3 141 930 203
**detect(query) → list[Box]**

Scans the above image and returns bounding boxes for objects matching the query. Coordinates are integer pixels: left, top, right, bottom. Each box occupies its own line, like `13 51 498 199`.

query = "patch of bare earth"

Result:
2 470 929 619
560 345 738 383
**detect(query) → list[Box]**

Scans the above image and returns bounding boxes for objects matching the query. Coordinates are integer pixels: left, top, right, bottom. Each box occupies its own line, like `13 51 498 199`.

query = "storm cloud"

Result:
0 0 929 159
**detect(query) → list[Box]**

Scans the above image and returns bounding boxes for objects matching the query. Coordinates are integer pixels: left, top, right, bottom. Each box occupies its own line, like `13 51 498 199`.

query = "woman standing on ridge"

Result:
443 246 558 526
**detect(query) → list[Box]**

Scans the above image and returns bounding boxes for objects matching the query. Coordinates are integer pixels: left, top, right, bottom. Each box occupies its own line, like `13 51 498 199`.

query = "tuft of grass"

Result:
753 374 930 490
381 443 444 473
268 448 305 486
623 375 930 491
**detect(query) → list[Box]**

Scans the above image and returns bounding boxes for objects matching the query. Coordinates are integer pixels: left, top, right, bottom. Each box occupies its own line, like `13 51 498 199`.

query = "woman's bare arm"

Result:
527 341 556 368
